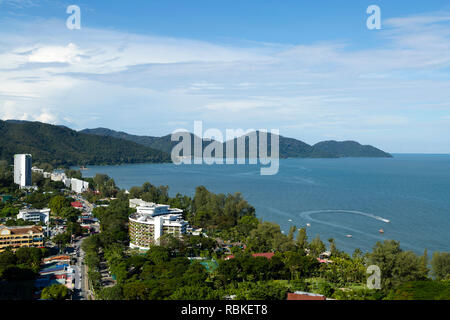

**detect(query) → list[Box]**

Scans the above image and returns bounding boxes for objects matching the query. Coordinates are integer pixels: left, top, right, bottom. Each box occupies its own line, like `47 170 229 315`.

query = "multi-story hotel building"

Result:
129 200 188 250
0 225 44 252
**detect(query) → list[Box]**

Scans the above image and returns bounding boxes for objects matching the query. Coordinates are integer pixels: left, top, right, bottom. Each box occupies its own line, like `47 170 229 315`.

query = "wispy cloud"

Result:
1 11 450 152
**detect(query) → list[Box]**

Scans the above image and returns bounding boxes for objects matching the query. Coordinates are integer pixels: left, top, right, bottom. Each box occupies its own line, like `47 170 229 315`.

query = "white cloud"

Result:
28 43 83 64
1 12 450 152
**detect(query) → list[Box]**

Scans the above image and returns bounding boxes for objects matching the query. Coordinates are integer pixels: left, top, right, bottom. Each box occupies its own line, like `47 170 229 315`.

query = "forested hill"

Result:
309 140 393 158
81 128 177 154
0 120 171 167
82 128 392 159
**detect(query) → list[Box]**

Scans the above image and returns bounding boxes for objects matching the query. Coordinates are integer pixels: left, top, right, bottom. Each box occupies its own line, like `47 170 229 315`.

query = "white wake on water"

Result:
293 209 393 242
299 209 390 223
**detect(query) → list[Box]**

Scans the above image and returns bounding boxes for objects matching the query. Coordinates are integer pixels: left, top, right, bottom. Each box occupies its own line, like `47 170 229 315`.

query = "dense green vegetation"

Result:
0 160 17 194
386 280 450 300
1 161 449 301
431 252 450 281
40 284 70 300
0 247 49 300
64 169 82 179
0 120 171 167
75 182 449 301
81 128 178 155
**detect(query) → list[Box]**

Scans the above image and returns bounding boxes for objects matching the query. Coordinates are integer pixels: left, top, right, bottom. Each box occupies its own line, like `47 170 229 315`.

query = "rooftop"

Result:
129 202 186 226
225 252 275 260
287 292 327 301
71 201 83 208
0 224 43 235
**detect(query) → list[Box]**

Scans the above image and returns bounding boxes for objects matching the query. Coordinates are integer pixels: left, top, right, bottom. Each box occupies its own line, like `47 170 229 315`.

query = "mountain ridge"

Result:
0 120 392 167
80 127 393 159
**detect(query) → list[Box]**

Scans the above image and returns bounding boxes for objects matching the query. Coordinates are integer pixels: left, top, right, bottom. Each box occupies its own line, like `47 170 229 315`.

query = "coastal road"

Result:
72 237 88 300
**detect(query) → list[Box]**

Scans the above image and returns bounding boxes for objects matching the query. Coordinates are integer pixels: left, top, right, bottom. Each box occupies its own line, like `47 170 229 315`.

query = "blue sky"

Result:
1 0 450 153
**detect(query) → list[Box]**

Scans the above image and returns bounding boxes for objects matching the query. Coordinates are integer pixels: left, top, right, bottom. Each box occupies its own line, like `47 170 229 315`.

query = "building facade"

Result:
129 198 153 208
50 172 66 182
17 208 50 224
71 178 89 193
129 202 188 250
0 225 44 252
14 154 32 187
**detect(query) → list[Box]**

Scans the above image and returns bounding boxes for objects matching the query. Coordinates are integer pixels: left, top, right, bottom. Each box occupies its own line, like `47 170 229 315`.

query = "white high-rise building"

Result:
14 154 32 187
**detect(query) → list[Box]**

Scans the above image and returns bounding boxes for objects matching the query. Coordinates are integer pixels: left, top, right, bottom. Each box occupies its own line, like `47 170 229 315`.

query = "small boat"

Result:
306 223 311 227
288 219 293 222
346 234 352 238
379 229 384 234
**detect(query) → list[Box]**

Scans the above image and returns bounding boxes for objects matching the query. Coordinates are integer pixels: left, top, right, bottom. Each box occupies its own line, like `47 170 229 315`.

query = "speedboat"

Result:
306 223 311 227
379 229 384 234
346 234 352 238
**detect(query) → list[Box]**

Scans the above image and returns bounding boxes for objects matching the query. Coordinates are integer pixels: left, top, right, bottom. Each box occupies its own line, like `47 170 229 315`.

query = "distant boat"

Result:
379 229 384 234
306 223 311 227
346 234 352 238
288 219 293 222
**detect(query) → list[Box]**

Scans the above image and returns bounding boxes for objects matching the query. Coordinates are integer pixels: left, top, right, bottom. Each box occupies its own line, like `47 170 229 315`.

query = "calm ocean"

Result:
78 154 450 255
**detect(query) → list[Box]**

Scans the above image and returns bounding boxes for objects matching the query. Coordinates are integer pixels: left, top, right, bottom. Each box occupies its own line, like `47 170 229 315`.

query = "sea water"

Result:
79 154 450 255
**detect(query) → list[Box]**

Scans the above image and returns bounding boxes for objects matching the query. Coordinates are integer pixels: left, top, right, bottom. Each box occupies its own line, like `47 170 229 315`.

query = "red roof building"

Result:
71 201 83 208
287 292 327 300
224 252 275 260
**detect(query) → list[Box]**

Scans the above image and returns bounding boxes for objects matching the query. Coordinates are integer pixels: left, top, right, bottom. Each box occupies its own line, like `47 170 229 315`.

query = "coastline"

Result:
75 155 450 255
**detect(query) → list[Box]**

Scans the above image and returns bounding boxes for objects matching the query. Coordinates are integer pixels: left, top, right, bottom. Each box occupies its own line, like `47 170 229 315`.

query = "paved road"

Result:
71 237 88 300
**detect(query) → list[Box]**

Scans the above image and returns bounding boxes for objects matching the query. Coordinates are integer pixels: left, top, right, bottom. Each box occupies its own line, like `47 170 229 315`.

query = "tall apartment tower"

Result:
14 154 32 187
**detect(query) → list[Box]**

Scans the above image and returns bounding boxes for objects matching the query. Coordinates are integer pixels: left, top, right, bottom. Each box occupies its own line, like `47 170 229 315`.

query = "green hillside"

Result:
0 120 171 167
82 128 392 159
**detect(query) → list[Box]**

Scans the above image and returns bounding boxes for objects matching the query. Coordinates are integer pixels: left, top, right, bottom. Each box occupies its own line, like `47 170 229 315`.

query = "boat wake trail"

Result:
299 210 390 224
297 209 391 240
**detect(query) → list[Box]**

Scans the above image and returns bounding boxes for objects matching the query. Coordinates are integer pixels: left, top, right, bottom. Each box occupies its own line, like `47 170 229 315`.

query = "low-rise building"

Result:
43 255 71 264
36 262 74 290
17 208 50 224
71 201 83 209
31 167 44 174
224 252 275 260
0 225 44 252
71 178 89 193
129 202 188 250
287 291 327 300
50 172 67 182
